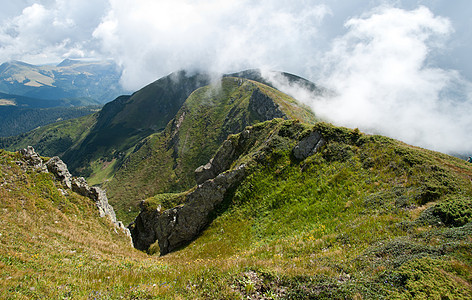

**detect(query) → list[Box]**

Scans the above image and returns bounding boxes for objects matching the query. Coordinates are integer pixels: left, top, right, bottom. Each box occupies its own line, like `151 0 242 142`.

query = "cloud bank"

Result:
92 0 330 90
0 1 471 154
305 6 472 154
262 5 472 154
0 0 108 63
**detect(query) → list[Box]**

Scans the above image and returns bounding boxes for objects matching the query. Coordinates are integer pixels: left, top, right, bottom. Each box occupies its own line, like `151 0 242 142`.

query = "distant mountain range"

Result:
0 59 128 137
0 59 127 104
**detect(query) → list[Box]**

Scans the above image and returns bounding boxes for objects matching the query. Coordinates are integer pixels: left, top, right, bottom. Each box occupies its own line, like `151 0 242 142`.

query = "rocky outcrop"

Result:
293 130 325 160
195 139 237 184
19 146 48 172
131 126 255 254
195 127 256 185
70 177 117 221
249 88 286 121
19 147 130 236
131 165 246 255
45 156 73 189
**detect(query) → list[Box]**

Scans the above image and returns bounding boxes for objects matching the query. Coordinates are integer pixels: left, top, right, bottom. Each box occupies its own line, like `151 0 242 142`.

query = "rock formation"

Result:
131 165 246 254
249 88 286 121
19 147 130 236
45 156 73 189
19 146 48 172
292 130 325 160
195 139 237 184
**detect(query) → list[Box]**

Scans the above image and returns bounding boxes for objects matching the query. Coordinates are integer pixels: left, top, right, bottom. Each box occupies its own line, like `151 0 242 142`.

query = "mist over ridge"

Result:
1 1 471 153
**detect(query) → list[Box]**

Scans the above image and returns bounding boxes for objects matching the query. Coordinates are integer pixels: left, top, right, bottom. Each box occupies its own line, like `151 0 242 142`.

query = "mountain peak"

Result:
56 58 80 67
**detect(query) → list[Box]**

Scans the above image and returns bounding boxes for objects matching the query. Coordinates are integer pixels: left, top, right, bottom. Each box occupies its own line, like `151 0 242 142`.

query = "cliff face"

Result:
130 165 246 254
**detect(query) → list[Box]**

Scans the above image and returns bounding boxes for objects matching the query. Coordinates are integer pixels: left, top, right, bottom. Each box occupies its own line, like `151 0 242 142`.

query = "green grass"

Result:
144 191 189 212
2 121 472 298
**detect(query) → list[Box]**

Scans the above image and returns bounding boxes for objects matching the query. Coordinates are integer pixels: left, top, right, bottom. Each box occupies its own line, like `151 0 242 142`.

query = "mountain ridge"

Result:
0 59 127 103
0 70 320 187
104 76 317 222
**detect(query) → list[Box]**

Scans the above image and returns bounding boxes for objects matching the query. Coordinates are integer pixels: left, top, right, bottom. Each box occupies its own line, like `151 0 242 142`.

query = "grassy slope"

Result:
1 117 472 299
0 149 150 299
0 113 98 157
106 78 316 224
143 119 472 299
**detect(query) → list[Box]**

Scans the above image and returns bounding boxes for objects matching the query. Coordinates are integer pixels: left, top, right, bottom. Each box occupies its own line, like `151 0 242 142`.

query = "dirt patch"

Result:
0 99 16 106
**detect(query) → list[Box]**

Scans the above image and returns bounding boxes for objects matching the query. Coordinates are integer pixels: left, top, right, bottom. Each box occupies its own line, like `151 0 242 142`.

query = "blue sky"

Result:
0 0 471 153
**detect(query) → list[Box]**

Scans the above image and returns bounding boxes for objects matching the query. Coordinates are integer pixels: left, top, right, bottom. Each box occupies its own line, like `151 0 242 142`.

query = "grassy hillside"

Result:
0 113 98 158
0 71 212 179
57 71 212 177
136 119 472 298
0 149 147 298
1 117 472 298
0 106 100 138
106 77 317 223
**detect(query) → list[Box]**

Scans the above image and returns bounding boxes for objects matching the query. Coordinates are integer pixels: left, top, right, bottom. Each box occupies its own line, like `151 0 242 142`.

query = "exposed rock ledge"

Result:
19 146 130 237
130 120 327 256
130 165 246 255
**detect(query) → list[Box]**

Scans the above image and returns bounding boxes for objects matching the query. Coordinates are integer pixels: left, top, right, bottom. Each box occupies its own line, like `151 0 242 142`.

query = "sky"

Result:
0 0 471 154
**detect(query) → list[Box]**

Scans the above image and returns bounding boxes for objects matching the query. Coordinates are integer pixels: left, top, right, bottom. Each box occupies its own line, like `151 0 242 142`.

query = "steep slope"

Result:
61 71 213 177
106 77 317 223
131 119 472 298
0 59 126 103
0 149 143 298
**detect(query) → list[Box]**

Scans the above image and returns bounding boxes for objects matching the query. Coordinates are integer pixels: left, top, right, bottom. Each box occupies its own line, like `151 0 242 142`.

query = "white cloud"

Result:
269 6 472 153
93 0 330 90
0 0 107 64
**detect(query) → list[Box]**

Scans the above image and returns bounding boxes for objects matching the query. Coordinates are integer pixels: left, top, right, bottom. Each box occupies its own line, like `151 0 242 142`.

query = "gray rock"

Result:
249 88 286 121
46 156 73 189
42 153 129 238
293 130 325 160
70 177 118 224
194 161 214 185
129 201 162 251
131 165 246 255
19 146 47 172
195 139 237 184
91 186 117 222
71 177 91 197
